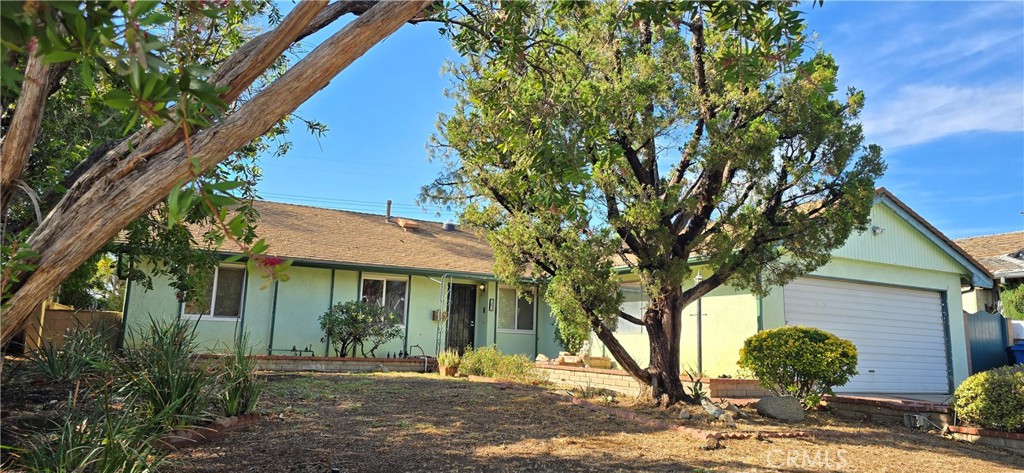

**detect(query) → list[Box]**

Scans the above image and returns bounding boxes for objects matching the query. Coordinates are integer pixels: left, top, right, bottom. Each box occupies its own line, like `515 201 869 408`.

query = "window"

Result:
361 276 407 325
497 287 535 332
614 283 646 335
183 265 245 319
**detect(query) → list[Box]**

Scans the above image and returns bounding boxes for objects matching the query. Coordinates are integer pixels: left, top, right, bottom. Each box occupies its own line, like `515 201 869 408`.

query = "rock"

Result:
721 401 740 414
755 396 805 422
701 398 726 419
678 408 691 420
535 354 550 362
719 412 737 427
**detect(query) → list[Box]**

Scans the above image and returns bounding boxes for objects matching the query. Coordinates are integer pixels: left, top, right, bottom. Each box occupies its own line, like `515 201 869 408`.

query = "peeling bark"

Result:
0 0 432 343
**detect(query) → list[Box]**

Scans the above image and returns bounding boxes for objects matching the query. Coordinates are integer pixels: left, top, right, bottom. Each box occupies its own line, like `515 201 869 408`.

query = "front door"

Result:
446 284 477 354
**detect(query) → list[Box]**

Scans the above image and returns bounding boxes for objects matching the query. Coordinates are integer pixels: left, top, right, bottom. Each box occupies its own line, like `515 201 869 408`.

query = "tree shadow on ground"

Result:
165 373 1024 473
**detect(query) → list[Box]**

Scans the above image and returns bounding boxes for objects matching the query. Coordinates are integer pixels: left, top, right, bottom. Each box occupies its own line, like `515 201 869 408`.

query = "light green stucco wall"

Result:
270 266 332 355
586 269 758 377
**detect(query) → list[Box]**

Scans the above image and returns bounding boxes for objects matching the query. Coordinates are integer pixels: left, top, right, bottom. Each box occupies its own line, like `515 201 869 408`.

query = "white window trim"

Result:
496 286 536 334
360 274 409 326
181 264 246 322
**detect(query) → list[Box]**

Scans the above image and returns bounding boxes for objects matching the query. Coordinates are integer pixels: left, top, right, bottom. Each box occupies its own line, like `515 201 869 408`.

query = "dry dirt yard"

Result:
167 372 1024 473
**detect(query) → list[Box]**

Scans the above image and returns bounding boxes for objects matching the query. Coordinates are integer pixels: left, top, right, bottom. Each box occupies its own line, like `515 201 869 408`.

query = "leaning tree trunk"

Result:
644 286 693 404
588 286 696 406
0 0 433 344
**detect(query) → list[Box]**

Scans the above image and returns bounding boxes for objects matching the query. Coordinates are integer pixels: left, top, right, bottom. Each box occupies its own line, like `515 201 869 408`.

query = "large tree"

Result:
424 1 885 404
0 0 433 343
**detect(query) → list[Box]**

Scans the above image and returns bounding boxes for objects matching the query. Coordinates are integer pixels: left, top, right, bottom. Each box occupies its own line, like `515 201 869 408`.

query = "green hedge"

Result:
738 326 858 409
953 365 1024 432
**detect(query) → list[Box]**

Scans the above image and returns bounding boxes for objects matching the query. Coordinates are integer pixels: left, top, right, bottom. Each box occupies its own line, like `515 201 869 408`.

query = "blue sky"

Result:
257 1 1024 239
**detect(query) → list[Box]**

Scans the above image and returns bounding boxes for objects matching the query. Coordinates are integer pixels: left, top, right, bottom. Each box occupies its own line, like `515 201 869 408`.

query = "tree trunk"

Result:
0 0 432 344
589 285 696 406
644 285 693 405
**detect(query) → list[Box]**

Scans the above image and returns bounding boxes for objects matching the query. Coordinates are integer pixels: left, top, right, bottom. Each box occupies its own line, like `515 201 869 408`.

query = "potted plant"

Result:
437 349 461 377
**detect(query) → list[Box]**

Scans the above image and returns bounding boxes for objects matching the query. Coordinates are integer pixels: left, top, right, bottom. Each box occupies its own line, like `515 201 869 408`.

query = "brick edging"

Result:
948 425 1024 440
197 354 428 363
157 413 261 451
823 395 952 414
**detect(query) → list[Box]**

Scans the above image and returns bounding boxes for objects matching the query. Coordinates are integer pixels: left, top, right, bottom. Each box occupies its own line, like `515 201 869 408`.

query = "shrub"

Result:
120 317 215 428
27 326 114 382
217 333 263 417
458 346 542 383
738 326 858 409
437 348 461 367
320 301 403 357
17 385 167 473
953 365 1024 432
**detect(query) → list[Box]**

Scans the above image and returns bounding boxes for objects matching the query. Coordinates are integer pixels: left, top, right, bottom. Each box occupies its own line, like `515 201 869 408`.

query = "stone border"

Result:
946 426 1024 453
196 354 437 373
536 363 772 399
157 413 261 451
823 394 952 414
565 395 862 449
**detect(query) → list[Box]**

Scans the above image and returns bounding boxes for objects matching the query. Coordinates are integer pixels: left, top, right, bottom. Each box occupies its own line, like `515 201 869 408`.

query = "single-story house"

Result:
124 188 992 394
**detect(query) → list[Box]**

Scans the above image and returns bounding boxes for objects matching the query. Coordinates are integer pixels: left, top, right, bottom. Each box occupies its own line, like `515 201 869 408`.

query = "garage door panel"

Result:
784 278 949 394
787 316 945 335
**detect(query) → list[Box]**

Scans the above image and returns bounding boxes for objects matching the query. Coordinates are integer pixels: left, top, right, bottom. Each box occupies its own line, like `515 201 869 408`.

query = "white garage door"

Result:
784 278 950 394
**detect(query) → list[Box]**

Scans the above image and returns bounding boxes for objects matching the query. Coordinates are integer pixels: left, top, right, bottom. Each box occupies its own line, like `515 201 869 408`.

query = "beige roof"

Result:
225 201 496 275
954 230 1024 277
954 231 1024 259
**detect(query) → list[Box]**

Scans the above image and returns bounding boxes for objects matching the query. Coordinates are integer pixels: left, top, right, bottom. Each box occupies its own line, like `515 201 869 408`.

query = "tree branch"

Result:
1 0 433 343
1 43 54 213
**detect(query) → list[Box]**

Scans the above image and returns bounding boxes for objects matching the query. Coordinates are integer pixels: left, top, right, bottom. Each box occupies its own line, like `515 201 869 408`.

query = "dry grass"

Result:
165 372 1024 472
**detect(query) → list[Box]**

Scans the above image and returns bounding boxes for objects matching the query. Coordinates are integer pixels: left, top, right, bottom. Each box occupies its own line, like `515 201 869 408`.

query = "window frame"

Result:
614 282 647 335
360 273 409 326
496 285 537 334
180 264 247 322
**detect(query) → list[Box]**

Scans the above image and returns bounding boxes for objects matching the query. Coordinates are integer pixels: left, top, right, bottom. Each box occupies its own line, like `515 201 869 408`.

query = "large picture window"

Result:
361 276 408 325
183 265 246 319
497 287 535 332
614 283 646 335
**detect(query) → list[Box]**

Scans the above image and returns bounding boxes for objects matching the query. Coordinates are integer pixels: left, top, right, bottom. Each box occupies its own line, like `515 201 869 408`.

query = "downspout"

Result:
236 269 249 346
403 274 412 355
756 295 763 332
118 278 133 350
325 270 335 357
266 281 280 356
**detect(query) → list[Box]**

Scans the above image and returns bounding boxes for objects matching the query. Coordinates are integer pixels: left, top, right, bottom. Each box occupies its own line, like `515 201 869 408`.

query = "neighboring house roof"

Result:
954 230 1024 280
230 201 496 277
874 188 993 288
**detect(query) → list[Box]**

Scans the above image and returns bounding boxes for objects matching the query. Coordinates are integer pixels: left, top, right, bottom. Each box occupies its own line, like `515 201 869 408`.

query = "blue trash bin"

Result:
1010 343 1024 365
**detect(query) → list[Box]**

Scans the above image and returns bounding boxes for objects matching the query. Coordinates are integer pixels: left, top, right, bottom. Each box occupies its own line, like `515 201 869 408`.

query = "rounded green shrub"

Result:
953 365 1024 432
738 326 858 409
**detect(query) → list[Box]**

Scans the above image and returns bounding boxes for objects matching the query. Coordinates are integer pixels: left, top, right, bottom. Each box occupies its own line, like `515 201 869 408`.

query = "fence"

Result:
964 311 1010 375
22 305 122 352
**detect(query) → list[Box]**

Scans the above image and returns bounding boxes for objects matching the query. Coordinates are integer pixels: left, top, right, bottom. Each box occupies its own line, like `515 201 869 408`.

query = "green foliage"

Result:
26 326 115 382
0 0 314 312
552 310 589 355
953 365 1024 432
17 388 168 473
424 1 883 395
437 348 462 368
120 317 215 428
738 326 859 409
1000 281 1024 320
458 346 542 383
683 366 707 402
217 333 263 417
320 301 403 358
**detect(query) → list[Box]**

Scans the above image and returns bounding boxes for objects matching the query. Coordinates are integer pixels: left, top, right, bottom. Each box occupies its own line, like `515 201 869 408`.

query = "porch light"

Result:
479 284 486 291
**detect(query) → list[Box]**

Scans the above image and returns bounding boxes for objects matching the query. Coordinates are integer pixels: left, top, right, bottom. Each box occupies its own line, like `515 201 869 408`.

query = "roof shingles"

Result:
954 230 1024 276
236 202 495 275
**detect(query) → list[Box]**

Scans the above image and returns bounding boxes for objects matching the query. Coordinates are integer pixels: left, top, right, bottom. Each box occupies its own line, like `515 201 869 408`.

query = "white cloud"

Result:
861 83 1024 148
